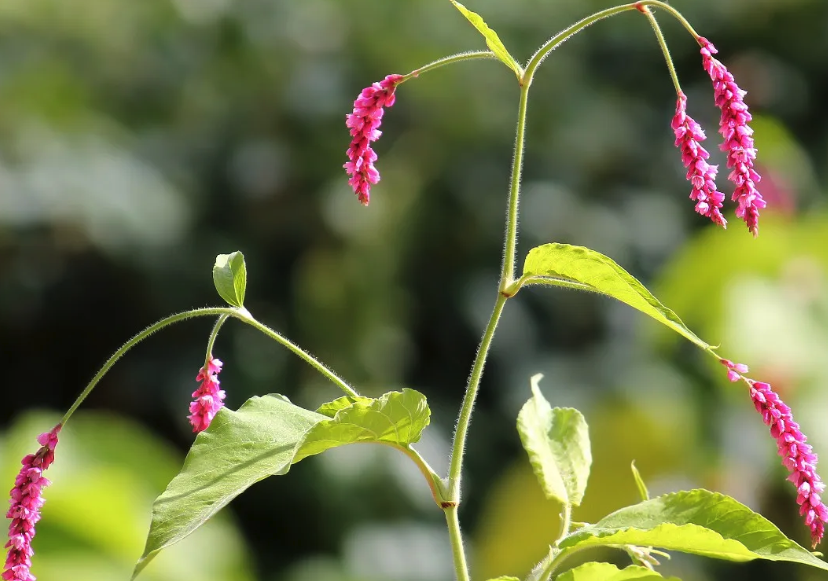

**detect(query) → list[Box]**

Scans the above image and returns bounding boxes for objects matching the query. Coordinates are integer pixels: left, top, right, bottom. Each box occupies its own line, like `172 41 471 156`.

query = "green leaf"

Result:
296 388 430 462
557 563 678 581
558 489 828 570
522 244 708 349
134 390 431 578
486 578 520 581
316 395 374 418
134 395 324 577
630 461 649 501
450 0 522 78
212 251 247 307
517 374 591 507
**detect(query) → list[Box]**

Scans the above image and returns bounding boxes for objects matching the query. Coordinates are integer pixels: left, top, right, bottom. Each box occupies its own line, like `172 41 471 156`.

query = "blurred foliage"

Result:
0 412 254 580
1 0 827 580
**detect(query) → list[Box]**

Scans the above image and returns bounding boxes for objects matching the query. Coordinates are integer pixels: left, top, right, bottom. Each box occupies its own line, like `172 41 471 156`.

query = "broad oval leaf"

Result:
213 251 247 307
134 395 324 577
450 0 522 78
517 374 591 506
134 390 432 578
558 489 828 571
558 563 678 581
522 244 708 349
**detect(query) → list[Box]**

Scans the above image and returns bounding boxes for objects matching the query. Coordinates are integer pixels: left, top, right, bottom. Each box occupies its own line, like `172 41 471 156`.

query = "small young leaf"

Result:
213 251 247 307
134 389 432 578
450 0 522 78
630 461 650 501
558 489 828 571
517 374 591 507
522 244 708 349
557 563 678 581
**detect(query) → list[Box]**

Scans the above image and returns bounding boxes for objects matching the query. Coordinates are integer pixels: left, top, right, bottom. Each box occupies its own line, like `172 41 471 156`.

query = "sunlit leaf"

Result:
558 489 828 570
213 251 247 307
517 374 591 506
316 395 374 418
557 563 678 581
522 244 708 349
450 0 522 78
295 388 431 461
135 390 431 578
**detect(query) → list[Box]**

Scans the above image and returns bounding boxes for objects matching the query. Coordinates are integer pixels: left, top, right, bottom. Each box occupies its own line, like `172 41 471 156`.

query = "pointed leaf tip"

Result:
522 244 709 349
449 0 522 78
213 251 247 307
631 461 650 501
517 375 591 506
559 489 828 571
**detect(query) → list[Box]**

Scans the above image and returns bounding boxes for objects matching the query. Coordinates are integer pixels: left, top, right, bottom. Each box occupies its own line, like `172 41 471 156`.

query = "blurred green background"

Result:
2 0 828 579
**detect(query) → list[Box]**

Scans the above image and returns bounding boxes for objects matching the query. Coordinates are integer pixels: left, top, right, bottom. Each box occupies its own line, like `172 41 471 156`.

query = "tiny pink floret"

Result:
188 355 226 433
723 361 828 547
3 424 61 581
672 93 727 227
699 37 765 237
344 74 404 205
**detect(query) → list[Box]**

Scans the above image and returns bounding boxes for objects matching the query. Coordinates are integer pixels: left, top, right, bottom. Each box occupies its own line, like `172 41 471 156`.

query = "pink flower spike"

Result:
698 37 766 237
188 355 226 433
748 381 828 547
344 74 404 205
671 93 727 227
4 424 61 581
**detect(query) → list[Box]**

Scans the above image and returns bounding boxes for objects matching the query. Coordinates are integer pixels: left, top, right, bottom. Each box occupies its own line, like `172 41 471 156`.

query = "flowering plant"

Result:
4 2 826 581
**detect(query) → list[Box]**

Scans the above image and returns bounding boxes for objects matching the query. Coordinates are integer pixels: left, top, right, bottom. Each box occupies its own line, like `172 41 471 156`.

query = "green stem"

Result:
404 50 496 82
387 444 445 507
204 314 230 367
555 504 573 545
523 1 700 85
445 505 471 581
62 306 358 426
61 307 237 424
500 82 531 289
234 310 359 398
447 294 507 501
640 7 682 94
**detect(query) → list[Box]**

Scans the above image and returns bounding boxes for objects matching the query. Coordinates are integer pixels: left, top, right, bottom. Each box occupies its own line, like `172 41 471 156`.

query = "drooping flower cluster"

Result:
722 360 828 547
4 424 61 581
344 74 404 205
188 355 225 433
671 93 727 227
699 37 766 237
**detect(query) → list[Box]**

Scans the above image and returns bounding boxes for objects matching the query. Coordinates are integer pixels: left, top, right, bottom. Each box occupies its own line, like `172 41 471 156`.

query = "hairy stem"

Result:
406 50 497 81
641 6 683 94
524 0 700 85
62 306 358 425
234 309 359 398
445 505 471 581
62 307 237 424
